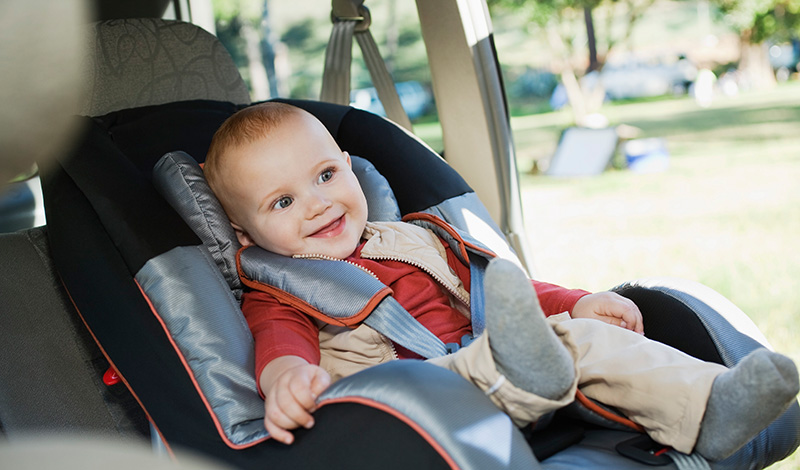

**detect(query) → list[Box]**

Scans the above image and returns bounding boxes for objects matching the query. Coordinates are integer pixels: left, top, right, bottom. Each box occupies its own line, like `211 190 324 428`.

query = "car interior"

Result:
1 0 798 469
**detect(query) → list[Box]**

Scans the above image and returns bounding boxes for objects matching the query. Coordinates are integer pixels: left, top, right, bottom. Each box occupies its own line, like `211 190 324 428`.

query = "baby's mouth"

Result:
310 215 345 238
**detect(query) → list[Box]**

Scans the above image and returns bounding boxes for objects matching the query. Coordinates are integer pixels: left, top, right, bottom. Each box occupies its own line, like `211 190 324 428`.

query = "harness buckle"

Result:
445 334 476 354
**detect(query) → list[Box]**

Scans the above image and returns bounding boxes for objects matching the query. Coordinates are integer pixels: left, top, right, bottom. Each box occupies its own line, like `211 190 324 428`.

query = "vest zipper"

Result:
292 253 380 280
361 253 471 308
294 253 399 360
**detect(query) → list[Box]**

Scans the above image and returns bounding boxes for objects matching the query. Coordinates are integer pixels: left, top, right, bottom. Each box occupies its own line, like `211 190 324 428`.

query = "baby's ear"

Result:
342 151 351 167
231 222 255 247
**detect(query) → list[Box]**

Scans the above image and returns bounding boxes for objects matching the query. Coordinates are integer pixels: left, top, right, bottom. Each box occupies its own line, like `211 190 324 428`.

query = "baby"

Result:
204 102 799 460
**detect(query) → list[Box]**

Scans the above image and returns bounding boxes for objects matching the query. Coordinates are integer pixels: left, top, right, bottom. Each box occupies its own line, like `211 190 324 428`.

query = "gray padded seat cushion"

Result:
154 151 244 300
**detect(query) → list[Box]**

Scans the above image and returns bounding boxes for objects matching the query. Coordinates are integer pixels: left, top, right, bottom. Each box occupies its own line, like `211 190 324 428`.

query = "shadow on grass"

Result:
618 99 800 139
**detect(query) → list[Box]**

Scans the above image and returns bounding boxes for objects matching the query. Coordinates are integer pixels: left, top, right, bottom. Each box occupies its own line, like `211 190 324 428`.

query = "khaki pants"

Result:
429 314 727 454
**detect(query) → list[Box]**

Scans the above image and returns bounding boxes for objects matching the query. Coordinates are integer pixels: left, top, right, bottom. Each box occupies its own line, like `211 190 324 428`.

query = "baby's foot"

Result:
483 258 575 400
694 349 799 460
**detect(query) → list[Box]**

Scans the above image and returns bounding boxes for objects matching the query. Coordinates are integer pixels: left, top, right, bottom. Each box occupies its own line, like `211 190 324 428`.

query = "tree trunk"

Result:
260 0 280 99
738 29 776 91
242 21 270 101
585 7 599 73
561 70 586 122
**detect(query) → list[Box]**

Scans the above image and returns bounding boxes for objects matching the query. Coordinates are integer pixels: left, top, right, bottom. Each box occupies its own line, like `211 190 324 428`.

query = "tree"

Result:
489 0 657 126
712 0 800 89
213 0 287 100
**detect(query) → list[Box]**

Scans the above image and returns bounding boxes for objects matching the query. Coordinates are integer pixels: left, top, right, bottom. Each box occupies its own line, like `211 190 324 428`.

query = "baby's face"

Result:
226 112 368 259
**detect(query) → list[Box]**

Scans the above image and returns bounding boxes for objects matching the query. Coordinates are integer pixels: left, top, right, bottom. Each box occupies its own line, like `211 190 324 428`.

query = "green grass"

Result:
515 82 800 468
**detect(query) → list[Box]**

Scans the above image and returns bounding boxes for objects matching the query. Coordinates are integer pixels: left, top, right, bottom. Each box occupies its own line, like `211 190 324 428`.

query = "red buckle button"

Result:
103 367 121 386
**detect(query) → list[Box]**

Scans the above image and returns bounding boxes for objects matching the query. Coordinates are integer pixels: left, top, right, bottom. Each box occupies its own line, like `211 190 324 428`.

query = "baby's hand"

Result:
263 362 331 445
571 292 644 335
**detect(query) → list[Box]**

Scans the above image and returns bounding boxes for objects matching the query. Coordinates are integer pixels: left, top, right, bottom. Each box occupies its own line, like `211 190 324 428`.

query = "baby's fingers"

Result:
287 374 322 417
617 301 644 335
309 368 331 399
264 398 312 445
264 414 296 445
276 384 317 428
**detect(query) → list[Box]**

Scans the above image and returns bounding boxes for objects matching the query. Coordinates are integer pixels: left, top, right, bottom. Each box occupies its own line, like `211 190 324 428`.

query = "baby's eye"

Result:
318 169 334 183
273 196 293 210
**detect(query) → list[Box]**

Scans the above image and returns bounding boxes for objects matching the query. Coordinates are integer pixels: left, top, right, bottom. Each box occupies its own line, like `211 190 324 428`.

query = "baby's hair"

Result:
205 102 301 191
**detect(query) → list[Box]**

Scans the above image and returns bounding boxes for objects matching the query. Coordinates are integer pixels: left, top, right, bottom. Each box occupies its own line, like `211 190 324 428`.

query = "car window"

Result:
211 0 439 139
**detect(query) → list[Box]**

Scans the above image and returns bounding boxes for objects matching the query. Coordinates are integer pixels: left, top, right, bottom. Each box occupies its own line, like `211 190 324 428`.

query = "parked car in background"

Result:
351 80 432 120
601 56 697 100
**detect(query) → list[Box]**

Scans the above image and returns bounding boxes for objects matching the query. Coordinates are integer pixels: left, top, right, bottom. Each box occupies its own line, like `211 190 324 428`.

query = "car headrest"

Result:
82 18 251 117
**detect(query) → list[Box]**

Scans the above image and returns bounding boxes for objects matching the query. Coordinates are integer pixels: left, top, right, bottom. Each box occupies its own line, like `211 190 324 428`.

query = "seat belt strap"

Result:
321 19 355 106
322 0 413 131
355 31 413 131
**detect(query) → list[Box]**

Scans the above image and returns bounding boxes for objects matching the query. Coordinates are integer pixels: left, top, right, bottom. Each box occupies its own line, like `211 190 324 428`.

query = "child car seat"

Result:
31 18 800 470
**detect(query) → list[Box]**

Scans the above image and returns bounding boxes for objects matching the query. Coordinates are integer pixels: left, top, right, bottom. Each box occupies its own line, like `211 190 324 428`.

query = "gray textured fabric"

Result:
407 215 499 337
0 228 146 438
666 451 712 470
350 155 402 222
540 429 680 469
153 151 243 301
319 360 541 469
81 19 250 116
422 192 521 265
239 246 386 320
135 246 267 446
619 278 770 366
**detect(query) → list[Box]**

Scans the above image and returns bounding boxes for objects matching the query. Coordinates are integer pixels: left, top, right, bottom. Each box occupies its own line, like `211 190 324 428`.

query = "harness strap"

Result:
405 215 496 337
664 451 711 470
364 296 448 359
468 253 488 337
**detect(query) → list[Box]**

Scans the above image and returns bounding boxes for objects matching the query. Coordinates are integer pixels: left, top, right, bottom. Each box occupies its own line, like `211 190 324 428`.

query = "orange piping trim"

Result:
402 212 497 261
59 279 176 458
575 390 645 432
134 279 269 450
236 247 392 326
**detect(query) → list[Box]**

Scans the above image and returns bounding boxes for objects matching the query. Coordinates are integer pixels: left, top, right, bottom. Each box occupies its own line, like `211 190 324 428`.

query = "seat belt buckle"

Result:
616 434 672 466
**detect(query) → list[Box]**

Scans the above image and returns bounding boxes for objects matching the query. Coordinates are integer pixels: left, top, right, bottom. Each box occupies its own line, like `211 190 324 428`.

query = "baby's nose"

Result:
308 193 332 216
